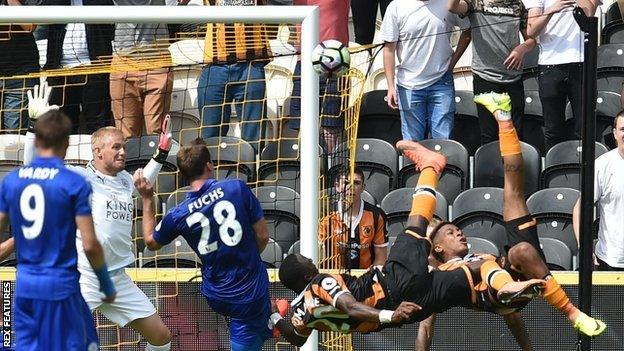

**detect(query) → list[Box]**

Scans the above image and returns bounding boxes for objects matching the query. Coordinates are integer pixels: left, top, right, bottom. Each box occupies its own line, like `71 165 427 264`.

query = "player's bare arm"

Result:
76 215 116 303
503 312 533 351
335 292 422 324
526 0 575 38
415 313 436 351
133 169 162 251
0 212 14 261
447 0 469 17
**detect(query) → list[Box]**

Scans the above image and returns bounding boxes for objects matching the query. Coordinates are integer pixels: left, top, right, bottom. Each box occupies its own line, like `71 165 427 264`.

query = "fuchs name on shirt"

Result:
18 167 60 180
187 188 225 213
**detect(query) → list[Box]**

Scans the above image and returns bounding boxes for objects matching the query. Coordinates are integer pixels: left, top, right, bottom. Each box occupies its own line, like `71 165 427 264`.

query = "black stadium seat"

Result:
539 237 574 271
142 236 201 268
451 90 481 155
357 90 402 146
260 238 283 268
541 141 609 189
253 185 300 253
204 136 256 183
474 141 541 196
397 138 469 203
527 188 580 256
467 237 500 257
522 90 546 155
452 187 507 254
381 188 448 237
330 138 398 203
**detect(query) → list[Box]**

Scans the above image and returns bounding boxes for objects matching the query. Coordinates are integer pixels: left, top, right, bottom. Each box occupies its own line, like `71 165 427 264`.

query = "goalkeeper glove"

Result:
153 114 173 163
26 81 59 132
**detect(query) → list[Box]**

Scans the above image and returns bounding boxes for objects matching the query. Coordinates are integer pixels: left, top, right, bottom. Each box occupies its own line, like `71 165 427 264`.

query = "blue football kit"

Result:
0 156 98 351
154 179 270 350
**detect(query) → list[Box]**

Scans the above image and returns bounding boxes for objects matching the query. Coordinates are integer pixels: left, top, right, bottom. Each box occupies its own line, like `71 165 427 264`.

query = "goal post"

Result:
1 5 321 350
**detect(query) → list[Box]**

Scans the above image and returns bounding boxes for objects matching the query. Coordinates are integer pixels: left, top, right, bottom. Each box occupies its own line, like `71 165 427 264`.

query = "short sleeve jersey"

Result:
319 201 388 269
154 179 268 303
0 157 92 300
290 268 391 334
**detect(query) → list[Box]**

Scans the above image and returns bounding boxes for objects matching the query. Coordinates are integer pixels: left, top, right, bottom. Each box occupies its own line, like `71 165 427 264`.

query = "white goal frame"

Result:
0 5 320 350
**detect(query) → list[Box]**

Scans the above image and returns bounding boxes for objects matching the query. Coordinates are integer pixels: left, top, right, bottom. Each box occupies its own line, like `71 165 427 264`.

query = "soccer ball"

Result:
311 39 351 77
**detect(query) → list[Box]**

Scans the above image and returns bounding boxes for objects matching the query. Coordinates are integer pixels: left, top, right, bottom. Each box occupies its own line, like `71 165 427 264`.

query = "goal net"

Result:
0 4 372 351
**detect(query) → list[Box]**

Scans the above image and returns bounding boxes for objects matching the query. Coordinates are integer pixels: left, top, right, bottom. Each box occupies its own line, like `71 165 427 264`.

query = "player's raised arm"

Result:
252 217 270 253
139 114 173 187
133 169 163 251
76 215 116 303
24 82 59 165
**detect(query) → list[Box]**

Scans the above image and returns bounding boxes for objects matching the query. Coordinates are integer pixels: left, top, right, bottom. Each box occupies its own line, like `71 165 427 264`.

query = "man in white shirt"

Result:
381 0 469 141
573 111 624 271
25 82 173 351
522 0 599 150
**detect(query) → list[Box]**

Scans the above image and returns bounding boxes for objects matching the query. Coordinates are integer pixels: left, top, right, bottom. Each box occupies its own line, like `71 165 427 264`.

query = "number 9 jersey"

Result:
154 179 268 304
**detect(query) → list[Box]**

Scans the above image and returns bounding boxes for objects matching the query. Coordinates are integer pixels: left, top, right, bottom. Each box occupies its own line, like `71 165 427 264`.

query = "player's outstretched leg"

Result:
474 92 607 337
396 140 446 233
477 259 544 305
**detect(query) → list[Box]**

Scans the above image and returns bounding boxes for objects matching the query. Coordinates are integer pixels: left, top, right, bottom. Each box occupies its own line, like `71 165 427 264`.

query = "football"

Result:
311 39 351 77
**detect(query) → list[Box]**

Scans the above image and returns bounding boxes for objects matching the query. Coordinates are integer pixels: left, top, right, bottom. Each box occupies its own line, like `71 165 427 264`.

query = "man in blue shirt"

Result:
0 110 116 351
135 138 273 351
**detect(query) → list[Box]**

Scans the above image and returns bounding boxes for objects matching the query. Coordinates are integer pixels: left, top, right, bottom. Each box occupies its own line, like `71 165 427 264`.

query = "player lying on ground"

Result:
17 82 173 350
136 138 286 351
0 111 116 350
415 92 607 351
274 140 546 347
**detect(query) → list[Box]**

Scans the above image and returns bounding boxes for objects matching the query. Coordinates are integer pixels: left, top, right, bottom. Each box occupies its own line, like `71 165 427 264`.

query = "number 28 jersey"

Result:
0 157 92 300
154 179 268 304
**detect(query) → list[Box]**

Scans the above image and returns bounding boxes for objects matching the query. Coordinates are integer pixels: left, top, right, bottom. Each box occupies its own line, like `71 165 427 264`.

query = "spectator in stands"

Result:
0 0 39 132
449 0 536 145
196 0 270 153
290 0 351 154
319 167 388 269
573 111 624 271
381 0 469 142
351 0 392 45
523 0 598 150
44 0 114 134
110 0 173 138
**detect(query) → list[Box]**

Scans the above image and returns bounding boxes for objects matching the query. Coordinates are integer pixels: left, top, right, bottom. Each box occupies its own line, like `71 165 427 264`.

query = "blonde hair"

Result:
91 127 124 152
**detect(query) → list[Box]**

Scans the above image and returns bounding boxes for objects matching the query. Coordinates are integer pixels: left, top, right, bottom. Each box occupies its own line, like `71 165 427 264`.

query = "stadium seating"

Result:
253 185 300 253
0 160 23 184
165 186 190 213
204 136 256 183
527 187 580 256
381 188 448 237
541 141 609 189
474 141 541 195
287 240 299 255
168 111 201 145
522 90 546 155
597 44 624 93
467 237 500 257
0 134 25 162
142 236 201 268
124 136 180 196
65 134 93 165
257 139 302 192
356 90 402 146
320 188 377 207
452 187 507 254
539 237 574 271
330 138 398 203
603 2 624 44
451 90 481 155
595 91 622 148
260 238 283 268
397 138 469 203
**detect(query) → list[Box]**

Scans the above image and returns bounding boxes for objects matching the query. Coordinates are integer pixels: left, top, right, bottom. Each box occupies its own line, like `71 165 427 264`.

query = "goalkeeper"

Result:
22 82 173 351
